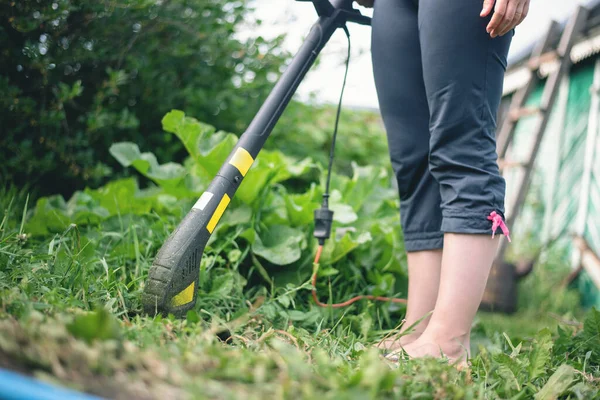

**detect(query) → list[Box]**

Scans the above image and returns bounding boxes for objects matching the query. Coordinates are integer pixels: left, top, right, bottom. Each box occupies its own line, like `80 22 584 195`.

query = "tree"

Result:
0 0 288 195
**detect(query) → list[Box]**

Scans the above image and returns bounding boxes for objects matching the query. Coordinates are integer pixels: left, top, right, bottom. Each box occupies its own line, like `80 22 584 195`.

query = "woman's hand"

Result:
481 0 529 38
355 0 374 8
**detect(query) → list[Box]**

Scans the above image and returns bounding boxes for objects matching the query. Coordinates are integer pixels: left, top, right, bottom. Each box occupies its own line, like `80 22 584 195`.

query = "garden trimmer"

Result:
141 0 394 317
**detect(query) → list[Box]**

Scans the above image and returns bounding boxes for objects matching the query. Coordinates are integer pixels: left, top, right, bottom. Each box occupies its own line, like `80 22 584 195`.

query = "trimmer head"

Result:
142 174 240 316
141 209 209 317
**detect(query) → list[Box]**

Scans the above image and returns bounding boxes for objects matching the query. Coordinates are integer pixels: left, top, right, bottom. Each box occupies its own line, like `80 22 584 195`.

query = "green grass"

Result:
1 186 600 400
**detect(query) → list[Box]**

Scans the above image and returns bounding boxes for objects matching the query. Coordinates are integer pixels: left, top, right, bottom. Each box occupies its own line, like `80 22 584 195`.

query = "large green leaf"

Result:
354 223 406 277
329 190 357 224
26 196 71 236
84 178 155 216
206 204 254 246
320 230 372 265
284 184 321 227
67 192 110 225
252 225 306 265
218 204 253 229
235 165 273 205
342 164 386 212
162 109 205 159
26 178 185 236
259 190 289 227
161 110 237 179
109 142 188 191
236 150 313 205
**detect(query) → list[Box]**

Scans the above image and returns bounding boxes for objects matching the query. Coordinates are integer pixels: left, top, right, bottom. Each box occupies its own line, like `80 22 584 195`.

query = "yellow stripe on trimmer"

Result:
229 147 254 176
171 281 195 307
206 193 230 233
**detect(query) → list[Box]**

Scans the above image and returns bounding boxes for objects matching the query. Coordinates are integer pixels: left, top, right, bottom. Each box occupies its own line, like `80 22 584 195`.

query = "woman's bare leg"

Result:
401 234 499 363
377 249 442 351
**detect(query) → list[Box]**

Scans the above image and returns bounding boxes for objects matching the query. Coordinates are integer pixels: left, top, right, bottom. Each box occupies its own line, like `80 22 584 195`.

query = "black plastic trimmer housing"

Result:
142 0 371 316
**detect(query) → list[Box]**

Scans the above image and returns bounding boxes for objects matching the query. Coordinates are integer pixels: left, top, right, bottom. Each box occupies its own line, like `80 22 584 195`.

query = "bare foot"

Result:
401 331 470 366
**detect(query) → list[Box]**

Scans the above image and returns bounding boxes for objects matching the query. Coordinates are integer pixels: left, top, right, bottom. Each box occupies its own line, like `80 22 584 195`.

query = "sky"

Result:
250 0 596 109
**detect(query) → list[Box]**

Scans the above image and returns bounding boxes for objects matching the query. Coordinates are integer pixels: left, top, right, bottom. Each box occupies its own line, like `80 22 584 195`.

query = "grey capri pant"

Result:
371 0 513 252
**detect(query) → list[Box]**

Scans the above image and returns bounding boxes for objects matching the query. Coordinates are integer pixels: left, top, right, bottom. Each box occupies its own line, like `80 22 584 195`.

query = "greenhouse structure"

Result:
500 0 600 309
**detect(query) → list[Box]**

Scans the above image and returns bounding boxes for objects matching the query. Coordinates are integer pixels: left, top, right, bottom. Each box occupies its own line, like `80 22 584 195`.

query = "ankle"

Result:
422 321 470 346
402 314 431 335
399 330 422 345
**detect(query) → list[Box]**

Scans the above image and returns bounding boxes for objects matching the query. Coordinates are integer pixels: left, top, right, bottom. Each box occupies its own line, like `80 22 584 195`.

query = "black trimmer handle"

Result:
142 0 370 316
296 0 335 18
297 0 372 25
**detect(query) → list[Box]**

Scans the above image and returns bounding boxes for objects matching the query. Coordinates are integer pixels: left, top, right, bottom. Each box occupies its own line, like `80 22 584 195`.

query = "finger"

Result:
497 1 518 36
481 0 495 17
510 1 526 32
487 0 507 35
494 0 516 36
503 0 525 35
518 0 529 25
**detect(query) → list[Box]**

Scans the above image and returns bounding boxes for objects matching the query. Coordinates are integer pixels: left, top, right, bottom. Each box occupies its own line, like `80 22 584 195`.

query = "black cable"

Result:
323 25 351 206
314 25 351 246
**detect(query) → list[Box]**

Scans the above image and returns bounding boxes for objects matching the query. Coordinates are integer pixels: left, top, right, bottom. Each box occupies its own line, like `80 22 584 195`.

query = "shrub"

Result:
1 0 288 195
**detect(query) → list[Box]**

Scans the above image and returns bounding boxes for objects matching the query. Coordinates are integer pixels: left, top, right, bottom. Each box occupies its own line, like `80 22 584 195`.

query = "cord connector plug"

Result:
313 206 334 246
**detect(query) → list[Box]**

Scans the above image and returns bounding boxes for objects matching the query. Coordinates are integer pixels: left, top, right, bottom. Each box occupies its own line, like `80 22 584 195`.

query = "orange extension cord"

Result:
311 245 407 308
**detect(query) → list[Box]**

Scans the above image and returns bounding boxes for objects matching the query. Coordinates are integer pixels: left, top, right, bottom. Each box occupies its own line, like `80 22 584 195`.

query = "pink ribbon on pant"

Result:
487 211 511 242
